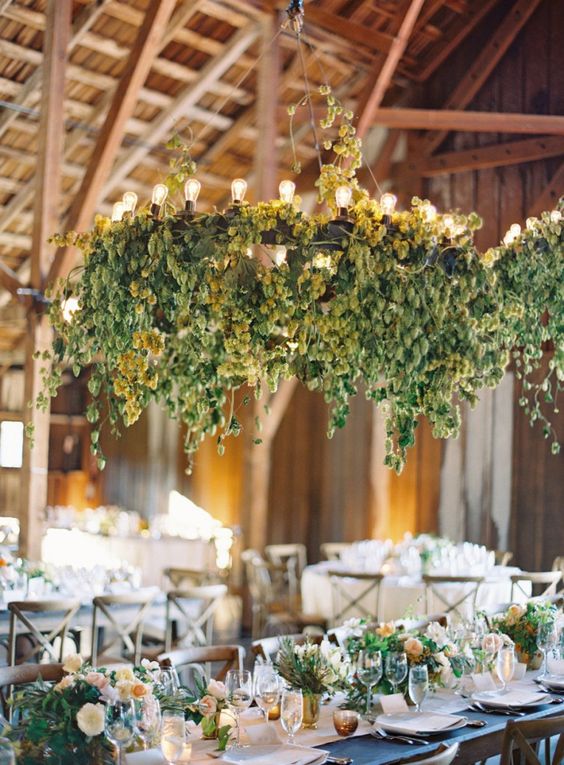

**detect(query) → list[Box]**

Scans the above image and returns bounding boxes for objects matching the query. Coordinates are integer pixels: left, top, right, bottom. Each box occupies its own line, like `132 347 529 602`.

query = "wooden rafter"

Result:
46 0 177 286
0 258 23 296
355 0 425 140
419 0 544 155
370 108 564 135
528 162 564 217
413 136 564 177
303 6 395 57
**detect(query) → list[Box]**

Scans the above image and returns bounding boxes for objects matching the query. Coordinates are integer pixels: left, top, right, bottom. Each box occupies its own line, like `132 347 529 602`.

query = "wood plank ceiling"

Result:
0 0 561 357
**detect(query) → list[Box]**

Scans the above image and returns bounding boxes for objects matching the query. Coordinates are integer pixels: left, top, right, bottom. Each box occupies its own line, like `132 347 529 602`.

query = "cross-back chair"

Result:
494 550 514 567
164 583 227 652
164 567 219 588
422 575 485 623
158 644 244 685
8 598 80 665
320 543 352 561
265 544 307 608
0 662 64 721
500 715 564 765
251 632 323 663
396 743 459 765
510 571 562 601
91 588 158 666
328 570 384 627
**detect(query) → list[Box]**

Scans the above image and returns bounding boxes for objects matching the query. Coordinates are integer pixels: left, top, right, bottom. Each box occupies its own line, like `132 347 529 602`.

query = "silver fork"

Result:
470 702 525 717
371 727 431 746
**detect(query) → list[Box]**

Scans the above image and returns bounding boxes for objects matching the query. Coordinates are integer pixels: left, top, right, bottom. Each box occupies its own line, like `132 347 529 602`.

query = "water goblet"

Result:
160 711 186 765
254 666 280 723
134 695 161 750
355 650 382 718
105 699 135 765
158 667 180 697
538 622 556 679
385 652 408 695
408 665 429 712
496 646 515 693
280 688 303 745
225 669 253 749
0 739 15 765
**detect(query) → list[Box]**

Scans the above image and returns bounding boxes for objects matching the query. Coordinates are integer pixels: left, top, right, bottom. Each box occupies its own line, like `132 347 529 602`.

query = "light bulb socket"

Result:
382 214 392 227
184 199 196 215
150 203 161 218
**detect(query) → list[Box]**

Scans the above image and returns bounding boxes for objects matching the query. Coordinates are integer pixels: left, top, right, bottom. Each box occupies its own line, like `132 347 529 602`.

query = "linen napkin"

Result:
376 712 464 734
380 693 409 714
125 750 167 764
220 744 327 765
241 723 282 747
475 689 548 708
471 672 496 691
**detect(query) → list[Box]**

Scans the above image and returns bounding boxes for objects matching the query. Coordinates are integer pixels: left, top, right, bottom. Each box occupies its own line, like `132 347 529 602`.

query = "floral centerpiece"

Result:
5 654 157 764
342 618 468 708
492 602 557 668
275 638 349 727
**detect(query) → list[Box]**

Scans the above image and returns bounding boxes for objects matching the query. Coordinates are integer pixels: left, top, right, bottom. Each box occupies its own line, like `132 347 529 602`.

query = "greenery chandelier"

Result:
36 16 563 474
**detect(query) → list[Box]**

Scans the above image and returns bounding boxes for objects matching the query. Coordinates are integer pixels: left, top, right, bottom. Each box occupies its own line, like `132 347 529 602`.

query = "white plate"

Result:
471 690 550 709
374 712 467 736
221 746 327 765
542 676 564 691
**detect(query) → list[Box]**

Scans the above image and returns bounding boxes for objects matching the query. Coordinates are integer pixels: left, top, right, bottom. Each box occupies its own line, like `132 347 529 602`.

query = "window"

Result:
0 421 24 468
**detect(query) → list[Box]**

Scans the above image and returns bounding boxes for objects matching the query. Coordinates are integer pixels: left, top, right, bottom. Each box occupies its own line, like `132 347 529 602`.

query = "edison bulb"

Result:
550 209 562 223
184 178 201 203
380 192 397 216
335 185 353 211
422 203 437 222
62 297 79 323
122 191 137 215
231 178 247 204
151 184 168 206
111 201 125 222
279 180 296 204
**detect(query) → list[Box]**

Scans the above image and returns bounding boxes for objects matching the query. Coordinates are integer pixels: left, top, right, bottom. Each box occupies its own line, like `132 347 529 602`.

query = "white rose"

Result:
141 658 160 672
62 653 83 674
207 679 226 700
425 622 448 646
76 703 105 737
115 666 135 682
342 618 364 638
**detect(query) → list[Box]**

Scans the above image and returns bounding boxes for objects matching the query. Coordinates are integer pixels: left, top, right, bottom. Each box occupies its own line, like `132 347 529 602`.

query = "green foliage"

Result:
493 601 558 660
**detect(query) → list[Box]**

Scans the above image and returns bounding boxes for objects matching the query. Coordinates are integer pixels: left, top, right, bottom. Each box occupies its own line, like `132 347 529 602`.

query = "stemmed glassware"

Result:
280 688 303 745
158 667 180 697
253 666 280 723
408 665 429 712
225 669 253 749
355 650 382 718
496 646 515 693
133 695 161 750
538 622 556 679
160 711 186 765
385 652 408 695
104 700 135 765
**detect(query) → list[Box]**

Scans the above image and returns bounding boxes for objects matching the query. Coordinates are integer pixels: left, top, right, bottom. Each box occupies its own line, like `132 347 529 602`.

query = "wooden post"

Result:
20 0 71 559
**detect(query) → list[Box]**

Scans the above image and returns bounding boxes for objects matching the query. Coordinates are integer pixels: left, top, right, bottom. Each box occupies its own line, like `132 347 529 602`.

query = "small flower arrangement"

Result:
492 602 557 666
6 654 157 764
193 678 232 750
275 637 350 696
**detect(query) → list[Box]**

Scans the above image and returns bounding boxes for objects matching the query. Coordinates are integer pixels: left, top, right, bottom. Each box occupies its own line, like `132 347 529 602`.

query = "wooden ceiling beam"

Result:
46 0 178 286
355 0 425 140
413 136 564 177
370 108 564 135
0 258 24 296
304 6 395 56
419 0 544 155
528 162 564 217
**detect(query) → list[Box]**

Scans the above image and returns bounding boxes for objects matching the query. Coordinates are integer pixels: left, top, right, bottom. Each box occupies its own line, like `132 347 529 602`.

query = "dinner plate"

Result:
471 690 550 709
221 746 328 765
374 712 467 736
541 676 564 691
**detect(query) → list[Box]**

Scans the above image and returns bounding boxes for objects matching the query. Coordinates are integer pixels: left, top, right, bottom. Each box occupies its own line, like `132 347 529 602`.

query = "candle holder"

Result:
333 709 360 737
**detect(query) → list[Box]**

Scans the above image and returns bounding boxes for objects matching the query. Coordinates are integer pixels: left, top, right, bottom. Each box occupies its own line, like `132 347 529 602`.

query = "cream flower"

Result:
376 622 396 638
404 637 424 658
116 679 134 701
76 703 105 737
115 666 135 682
200 694 218 717
62 653 83 674
207 679 226 700
506 604 525 624
141 658 160 672
54 675 75 693
482 633 503 654
425 621 447 646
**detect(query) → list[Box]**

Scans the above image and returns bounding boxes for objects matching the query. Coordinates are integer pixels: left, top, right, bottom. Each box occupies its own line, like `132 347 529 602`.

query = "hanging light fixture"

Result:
151 184 168 217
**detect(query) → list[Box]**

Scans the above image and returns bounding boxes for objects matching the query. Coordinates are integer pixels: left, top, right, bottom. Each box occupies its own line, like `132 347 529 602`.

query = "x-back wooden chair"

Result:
0 662 64 720
158 644 244 684
91 588 158 666
164 583 227 652
423 575 485 624
320 542 352 561
251 632 323 663
511 571 562 601
8 598 80 665
328 570 384 627
500 715 564 765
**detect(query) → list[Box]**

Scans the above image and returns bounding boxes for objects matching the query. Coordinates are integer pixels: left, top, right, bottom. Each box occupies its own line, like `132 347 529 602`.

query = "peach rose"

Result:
404 637 424 658
85 672 109 691
131 682 149 699
207 680 226 700
54 675 75 693
200 694 218 718
482 633 503 654
62 653 83 674
376 622 396 638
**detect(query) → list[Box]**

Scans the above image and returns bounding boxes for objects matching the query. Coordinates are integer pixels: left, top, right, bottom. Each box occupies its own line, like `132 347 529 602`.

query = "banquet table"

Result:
301 563 527 624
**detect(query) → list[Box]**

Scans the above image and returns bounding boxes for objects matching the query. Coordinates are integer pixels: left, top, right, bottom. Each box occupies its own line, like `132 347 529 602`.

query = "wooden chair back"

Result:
511 571 562 601
395 613 448 631
265 544 307 577
328 570 384 627
320 543 351 561
91 588 158 666
422 575 484 623
164 567 218 588
0 662 64 720
158 644 244 684
8 598 80 665
165 583 227 652
500 715 564 765
494 550 514 567
251 633 323 662
398 743 459 765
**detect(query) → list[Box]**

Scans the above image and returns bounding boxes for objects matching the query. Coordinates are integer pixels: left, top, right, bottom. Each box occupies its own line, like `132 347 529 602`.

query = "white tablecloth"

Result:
301 562 527 624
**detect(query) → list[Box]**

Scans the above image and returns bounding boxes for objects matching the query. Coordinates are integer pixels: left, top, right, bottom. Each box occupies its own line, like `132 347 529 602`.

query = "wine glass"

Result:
254 666 280 723
385 652 408 695
0 738 15 765
105 700 135 765
134 695 161 750
280 688 303 745
160 711 186 765
538 622 555 679
408 665 429 712
225 669 253 749
355 650 382 718
496 646 515 693
158 667 180 697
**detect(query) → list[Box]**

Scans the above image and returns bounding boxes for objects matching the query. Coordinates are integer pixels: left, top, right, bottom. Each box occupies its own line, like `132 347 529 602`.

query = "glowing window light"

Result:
0 421 24 468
